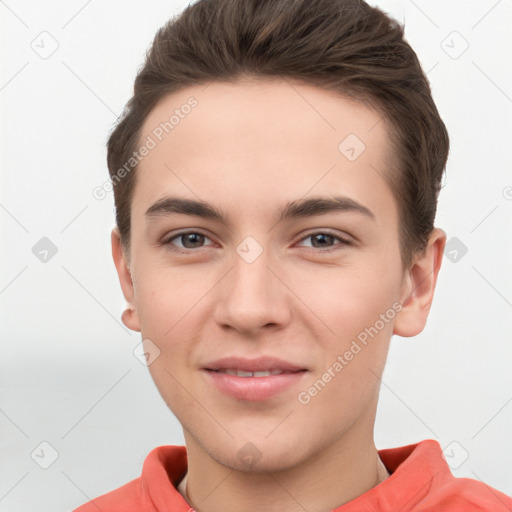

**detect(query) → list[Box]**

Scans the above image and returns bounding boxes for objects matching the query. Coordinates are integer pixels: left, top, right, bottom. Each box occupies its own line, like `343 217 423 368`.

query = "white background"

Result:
1 0 511 510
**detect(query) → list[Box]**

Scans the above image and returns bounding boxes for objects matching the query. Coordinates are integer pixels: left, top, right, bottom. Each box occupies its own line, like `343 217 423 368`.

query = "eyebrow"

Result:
145 195 375 225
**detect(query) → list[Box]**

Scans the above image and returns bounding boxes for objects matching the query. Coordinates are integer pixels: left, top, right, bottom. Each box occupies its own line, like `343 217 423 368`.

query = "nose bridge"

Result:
214 240 288 333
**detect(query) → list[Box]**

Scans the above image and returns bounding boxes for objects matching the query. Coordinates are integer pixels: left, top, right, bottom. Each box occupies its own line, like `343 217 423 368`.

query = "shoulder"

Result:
72 445 188 512
411 440 512 511
379 440 512 511
422 474 512 511
72 477 143 512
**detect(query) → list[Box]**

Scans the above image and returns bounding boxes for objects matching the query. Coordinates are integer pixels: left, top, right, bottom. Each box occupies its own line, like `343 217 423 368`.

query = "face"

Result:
113 78 437 473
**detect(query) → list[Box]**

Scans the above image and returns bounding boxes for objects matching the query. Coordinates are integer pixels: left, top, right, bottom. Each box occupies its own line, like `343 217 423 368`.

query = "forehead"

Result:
134 78 396 222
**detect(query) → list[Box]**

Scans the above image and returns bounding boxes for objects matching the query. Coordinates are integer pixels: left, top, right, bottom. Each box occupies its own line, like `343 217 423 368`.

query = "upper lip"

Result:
203 356 307 372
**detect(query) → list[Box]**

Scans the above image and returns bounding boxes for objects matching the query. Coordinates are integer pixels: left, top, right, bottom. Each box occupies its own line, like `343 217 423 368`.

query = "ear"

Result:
111 227 141 332
393 228 446 337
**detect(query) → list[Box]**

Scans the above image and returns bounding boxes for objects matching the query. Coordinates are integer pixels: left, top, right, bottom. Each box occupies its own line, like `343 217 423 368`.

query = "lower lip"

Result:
203 370 308 401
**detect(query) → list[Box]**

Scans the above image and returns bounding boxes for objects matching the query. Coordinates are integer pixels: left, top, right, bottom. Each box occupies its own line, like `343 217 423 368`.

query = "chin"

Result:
208 436 309 474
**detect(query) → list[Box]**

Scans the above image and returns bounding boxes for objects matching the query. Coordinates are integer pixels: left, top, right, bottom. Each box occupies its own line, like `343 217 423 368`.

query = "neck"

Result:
178 421 389 512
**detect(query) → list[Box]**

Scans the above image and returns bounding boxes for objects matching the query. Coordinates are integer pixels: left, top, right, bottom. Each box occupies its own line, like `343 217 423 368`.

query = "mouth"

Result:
203 369 308 401
203 355 307 374
202 356 309 401
207 368 305 377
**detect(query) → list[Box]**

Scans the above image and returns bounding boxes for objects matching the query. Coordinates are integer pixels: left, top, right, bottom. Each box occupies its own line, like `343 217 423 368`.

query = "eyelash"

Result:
162 230 352 254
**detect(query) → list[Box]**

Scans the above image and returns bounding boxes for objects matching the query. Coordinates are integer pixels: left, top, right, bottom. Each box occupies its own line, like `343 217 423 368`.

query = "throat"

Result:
177 472 189 502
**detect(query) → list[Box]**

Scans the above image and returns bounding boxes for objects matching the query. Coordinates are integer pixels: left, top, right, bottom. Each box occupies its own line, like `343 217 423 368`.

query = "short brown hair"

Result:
107 0 449 267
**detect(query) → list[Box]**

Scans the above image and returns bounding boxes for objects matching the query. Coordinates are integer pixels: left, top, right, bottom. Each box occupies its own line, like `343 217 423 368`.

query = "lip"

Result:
203 369 308 401
202 356 309 401
203 356 306 373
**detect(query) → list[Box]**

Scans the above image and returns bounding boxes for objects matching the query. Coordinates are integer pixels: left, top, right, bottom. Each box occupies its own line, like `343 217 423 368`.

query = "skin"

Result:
112 77 446 512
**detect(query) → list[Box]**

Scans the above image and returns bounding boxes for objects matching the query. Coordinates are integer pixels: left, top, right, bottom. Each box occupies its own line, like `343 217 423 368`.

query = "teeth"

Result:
217 368 286 377
253 371 271 377
233 369 254 377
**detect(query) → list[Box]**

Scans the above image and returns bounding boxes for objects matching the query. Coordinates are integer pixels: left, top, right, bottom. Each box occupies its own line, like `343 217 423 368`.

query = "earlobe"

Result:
393 228 446 338
111 227 141 332
121 306 140 332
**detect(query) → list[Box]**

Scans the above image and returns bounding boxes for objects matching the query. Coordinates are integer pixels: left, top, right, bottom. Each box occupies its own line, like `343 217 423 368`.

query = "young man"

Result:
75 0 512 510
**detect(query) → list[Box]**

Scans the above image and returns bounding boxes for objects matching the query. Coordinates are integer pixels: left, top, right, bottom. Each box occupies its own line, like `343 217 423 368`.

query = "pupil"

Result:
183 233 204 248
313 234 332 247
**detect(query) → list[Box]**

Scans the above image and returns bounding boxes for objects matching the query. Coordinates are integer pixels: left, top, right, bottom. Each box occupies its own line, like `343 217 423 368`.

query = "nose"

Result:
213 245 291 336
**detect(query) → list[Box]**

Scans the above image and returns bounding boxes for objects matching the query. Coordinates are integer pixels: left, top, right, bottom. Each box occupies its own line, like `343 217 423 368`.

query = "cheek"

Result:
146 356 202 426
136 273 199 411
134 264 205 339
288 259 402 342
297 304 394 426
290 261 400 411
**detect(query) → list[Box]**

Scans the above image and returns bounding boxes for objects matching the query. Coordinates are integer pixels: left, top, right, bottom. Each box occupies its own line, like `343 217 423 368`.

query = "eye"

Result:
163 230 352 254
164 231 214 252
296 231 352 252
